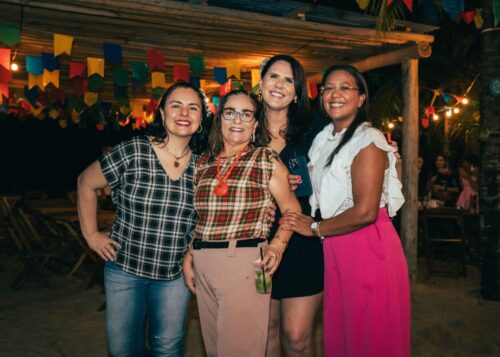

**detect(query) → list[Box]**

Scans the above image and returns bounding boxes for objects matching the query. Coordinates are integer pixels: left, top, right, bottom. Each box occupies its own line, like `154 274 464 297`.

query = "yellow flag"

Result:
226 60 241 79
32 106 44 117
29 73 43 89
87 57 105 77
474 9 484 29
84 92 98 107
71 109 80 123
251 69 260 88
199 79 206 92
307 81 312 98
59 119 68 128
49 108 60 120
131 100 144 119
54 33 74 56
355 0 370 10
151 71 166 89
43 69 60 88
120 105 130 115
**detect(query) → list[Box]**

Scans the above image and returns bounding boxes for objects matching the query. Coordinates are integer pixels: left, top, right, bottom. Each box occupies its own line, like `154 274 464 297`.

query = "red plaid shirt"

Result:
194 146 279 241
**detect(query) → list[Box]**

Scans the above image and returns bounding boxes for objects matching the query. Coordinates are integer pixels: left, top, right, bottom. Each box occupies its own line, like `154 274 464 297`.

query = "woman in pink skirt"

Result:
281 65 410 356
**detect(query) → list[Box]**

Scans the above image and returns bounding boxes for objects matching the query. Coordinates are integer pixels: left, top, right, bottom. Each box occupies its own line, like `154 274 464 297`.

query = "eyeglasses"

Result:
320 85 359 95
222 109 255 122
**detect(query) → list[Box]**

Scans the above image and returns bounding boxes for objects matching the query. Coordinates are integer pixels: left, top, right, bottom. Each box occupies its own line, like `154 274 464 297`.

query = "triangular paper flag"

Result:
214 67 227 84
356 0 370 10
219 80 231 97
103 42 122 65
87 57 105 77
200 79 206 91
71 77 87 96
26 56 44 76
131 78 146 92
112 67 128 86
474 9 484 28
251 69 260 88
147 49 164 71
0 48 10 69
114 84 128 99
42 52 61 71
442 0 464 21
84 92 98 107
188 55 205 74
402 0 413 12
54 34 74 56
151 71 166 89
173 64 189 82
24 85 40 106
0 65 11 83
0 83 8 99
151 87 164 100
212 96 220 110
71 109 81 124
131 100 143 119
59 119 68 128
0 24 20 46
189 76 200 89
70 61 86 79
88 74 104 91
28 73 43 89
226 60 240 79
131 61 148 81
49 108 60 120
43 69 59 88
308 81 318 99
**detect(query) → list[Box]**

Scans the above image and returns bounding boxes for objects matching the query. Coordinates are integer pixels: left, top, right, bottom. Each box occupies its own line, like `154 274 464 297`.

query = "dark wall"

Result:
0 114 133 197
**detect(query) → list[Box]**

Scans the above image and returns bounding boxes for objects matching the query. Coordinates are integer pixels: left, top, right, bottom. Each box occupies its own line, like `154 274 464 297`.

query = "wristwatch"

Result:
310 221 324 240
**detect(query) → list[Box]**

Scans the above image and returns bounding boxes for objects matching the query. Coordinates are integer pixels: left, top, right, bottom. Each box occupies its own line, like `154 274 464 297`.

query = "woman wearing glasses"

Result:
259 55 326 357
182 90 301 357
281 65 409 356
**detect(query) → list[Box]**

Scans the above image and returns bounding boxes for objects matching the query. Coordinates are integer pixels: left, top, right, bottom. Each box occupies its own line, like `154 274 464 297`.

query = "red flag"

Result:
309 82 318 99
0 48 10 69
69 61 86 79
147 49 164 71
71 77 87 97
219 80 232 97
0 83 8 98
173 64 189 82
403 0 412 11
421 118 429 128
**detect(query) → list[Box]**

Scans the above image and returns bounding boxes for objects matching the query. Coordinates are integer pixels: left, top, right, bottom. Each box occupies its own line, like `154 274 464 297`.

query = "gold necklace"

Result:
164 145 190 168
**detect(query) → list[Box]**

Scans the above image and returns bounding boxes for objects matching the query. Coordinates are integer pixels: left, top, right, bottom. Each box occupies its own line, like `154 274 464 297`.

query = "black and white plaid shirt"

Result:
100 136 197 280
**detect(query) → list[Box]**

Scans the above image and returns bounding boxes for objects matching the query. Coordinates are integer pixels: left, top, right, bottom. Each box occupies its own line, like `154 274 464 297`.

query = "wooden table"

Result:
23 199 77 214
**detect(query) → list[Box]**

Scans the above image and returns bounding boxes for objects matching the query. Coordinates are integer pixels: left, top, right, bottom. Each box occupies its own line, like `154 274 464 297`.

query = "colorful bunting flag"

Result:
0 24 20 46
43 69 59 88
71 77 87 96
214 67 227 84
188 55 205 74
88 74 104 91
0 83 8 99
87 57 105 77
114 84 128 99
28 73 43 89
54 34 74 56
42 52 61 71
151 71 166 89
474 9 484 28
103 42 122 65
131 61 148 81
131 78 146 92
173 64 189 82
26 56 44 76
226 60 241 79
308 81 318 99
69 61 86 79
442 0 464 21
0 48 10 69
494 1 500 26
147 49 164 71
189 76 200 89
0 65 11 83
49 108 60 120
219 79 232 97
112 67 128 86
212 96 220 110
151 87 164 100
131 100 143 120
356 0 370 10
84 92 98 107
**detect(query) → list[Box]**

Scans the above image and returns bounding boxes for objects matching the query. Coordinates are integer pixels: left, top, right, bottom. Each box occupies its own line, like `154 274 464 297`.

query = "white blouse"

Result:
308 122 404 219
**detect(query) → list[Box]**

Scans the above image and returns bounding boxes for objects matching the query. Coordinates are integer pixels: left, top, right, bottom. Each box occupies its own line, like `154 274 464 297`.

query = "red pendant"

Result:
214 181 229 197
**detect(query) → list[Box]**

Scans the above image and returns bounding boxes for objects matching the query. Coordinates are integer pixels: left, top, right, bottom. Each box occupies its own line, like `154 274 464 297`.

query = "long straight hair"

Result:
259 54 310 147
321 65 369 167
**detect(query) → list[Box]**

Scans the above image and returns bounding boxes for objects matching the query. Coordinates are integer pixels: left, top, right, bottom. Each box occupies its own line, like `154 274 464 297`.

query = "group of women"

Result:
77 55 410 357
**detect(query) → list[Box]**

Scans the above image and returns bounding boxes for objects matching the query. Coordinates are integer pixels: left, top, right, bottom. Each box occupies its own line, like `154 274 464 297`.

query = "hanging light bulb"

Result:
432 114 439 121
453 107 460 114
446 109 452 117
462 97 469 105
388 122 395 129
10 62 19 71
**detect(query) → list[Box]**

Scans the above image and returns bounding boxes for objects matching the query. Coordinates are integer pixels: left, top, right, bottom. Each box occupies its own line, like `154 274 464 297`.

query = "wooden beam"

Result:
401 58 419 281
307 43 432 83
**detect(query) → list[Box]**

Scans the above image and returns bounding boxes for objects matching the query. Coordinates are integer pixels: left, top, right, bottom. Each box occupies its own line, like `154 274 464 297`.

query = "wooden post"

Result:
401 58 419 280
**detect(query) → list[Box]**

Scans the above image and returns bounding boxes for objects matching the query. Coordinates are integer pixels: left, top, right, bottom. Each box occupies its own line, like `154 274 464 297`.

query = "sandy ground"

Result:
1 250 499 357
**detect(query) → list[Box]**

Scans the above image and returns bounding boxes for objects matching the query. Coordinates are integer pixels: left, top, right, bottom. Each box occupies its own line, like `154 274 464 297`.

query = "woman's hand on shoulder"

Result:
85 231 121 261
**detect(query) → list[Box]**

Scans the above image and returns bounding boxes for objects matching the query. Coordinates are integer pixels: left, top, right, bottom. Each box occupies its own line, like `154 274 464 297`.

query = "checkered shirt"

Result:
99 136 197 280
194 146 279 241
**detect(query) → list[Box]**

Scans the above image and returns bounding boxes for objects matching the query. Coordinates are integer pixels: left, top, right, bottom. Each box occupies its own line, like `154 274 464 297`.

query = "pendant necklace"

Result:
164 145 190 168
214 145 247 197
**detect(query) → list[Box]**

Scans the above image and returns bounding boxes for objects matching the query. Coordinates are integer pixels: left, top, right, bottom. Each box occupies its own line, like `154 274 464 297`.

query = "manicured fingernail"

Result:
297 178 302 184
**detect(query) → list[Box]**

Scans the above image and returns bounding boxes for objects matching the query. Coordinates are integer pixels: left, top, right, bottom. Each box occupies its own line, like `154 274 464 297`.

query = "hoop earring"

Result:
258 90 263 103
197 125 202 134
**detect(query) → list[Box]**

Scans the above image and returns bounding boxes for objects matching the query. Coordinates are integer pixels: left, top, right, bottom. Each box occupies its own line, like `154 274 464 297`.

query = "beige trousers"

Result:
193 242 271 357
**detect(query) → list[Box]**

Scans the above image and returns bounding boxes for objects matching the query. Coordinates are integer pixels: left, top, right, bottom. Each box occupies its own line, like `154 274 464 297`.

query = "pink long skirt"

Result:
323 208 410 357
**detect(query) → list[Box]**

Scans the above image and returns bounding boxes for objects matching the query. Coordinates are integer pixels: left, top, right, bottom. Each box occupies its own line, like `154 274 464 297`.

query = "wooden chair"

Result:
23 190 48 200
423 207 467 277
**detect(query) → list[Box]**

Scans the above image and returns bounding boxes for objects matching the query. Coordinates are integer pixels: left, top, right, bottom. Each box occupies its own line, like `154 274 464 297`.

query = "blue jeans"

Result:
104 262 191 357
